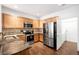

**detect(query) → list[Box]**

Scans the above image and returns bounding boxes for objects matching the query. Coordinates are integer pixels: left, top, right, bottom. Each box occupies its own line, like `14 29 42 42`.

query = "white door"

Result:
57 17 78 50
61 17 78 43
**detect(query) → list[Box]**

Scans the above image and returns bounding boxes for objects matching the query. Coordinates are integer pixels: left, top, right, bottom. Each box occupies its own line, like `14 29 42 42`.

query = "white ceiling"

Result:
2 4 77 18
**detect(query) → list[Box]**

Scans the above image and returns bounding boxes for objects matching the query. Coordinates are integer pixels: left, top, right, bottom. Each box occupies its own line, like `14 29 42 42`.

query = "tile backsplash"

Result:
2 28 43 36
3 28 23 35
34 28 43 33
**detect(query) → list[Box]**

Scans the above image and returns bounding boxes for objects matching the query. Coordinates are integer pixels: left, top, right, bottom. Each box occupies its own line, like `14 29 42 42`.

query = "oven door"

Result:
27 35 34 42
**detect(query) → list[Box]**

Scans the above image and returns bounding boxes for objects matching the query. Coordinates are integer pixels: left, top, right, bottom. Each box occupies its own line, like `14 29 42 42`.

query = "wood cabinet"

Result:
33 20 39 28
3 14 24 28
24 17 33 24
17 34 26 42
44 16 59 23
33 20 45 28
39 20 45 28
34 34 39 42
3 13 33 29
34 33 43 42
39 34 43 42
33 20 44 42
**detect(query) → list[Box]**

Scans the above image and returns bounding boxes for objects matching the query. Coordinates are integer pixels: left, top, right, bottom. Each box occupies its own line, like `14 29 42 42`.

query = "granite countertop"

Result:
4 34 25 37
34 32 43 34
10 43 31 55
25 34 34 36
1 34 32 55
2 42 32 55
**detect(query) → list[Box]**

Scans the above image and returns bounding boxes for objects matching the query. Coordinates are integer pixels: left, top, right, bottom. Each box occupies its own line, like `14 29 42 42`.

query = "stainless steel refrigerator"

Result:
43 22 57 49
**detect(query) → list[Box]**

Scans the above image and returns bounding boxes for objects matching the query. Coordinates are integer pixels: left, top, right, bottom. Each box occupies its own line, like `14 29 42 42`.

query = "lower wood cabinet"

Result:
17 34 43 43
34 33 43 43
17 34 26 42
34 34 39 42
39 34 43 42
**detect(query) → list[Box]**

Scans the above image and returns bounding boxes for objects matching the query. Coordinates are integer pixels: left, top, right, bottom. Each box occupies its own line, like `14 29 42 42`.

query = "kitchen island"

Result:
0 34 32 55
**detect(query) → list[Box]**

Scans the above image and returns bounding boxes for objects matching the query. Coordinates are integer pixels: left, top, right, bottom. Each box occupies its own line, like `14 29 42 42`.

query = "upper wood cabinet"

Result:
33 20 39 28
39 20 45 28
3 13 33 28
44 16 59 23
33 20 45 28
24 17 33 24
3 14 24 28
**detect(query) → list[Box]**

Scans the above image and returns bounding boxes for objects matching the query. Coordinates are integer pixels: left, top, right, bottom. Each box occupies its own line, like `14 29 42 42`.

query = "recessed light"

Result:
14 5 18 8
36 13 40 16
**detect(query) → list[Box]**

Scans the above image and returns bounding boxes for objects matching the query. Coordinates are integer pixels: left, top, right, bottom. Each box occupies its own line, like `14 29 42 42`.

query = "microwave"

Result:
24 23 32 28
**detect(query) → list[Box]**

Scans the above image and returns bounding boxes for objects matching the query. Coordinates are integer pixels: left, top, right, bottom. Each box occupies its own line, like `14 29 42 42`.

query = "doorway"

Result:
61 17 78 43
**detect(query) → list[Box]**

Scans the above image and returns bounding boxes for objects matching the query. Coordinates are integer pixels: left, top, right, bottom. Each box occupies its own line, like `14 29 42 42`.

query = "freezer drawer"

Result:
48 38 54 47
43 38 49 46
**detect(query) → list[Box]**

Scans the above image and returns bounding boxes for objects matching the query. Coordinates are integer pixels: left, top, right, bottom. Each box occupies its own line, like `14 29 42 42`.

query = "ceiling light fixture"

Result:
57 4 66 6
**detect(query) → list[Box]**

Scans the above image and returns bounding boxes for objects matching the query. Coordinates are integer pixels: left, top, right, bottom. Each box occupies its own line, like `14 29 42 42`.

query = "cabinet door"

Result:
34 34 39 42
33 20 39 28
39 20 44 28
17 35 26 42
16 17 24 28
39 34 43 42
3 14 24 28
24 18 33 23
